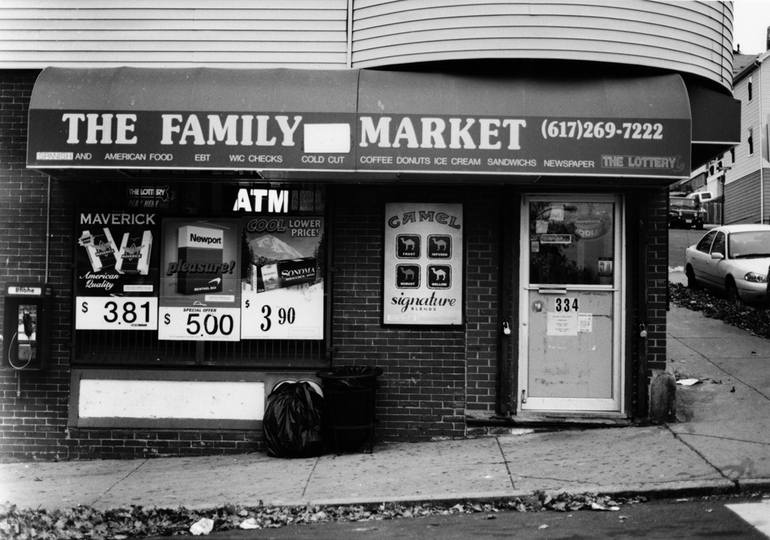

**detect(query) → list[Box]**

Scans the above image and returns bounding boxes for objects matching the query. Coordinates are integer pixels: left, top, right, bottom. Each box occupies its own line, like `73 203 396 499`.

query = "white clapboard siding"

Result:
351 0 734 91
0 0 734 85
0 0 349 69
737 82 760 183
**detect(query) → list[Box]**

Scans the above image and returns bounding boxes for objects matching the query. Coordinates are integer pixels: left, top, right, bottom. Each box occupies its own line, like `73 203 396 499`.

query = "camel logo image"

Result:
396 234 420 258
396 264 420 288
428 265 451 289
428 235 451 258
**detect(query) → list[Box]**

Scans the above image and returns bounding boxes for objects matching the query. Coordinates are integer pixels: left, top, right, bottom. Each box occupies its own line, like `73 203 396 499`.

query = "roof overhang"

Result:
26 67 709 180
687 82 741 170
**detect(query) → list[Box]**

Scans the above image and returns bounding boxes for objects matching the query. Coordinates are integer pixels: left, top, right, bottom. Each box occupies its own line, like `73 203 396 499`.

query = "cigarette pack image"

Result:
176 225 224 295
253 257 317 293
79 228 119 272
116 230 153 275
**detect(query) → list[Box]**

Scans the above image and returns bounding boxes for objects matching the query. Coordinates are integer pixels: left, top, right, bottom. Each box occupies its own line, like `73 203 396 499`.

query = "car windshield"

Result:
671 198 697 209
729 231 770 258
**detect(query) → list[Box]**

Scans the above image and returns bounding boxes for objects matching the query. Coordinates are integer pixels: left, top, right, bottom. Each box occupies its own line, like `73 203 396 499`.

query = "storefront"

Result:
6 62 738 458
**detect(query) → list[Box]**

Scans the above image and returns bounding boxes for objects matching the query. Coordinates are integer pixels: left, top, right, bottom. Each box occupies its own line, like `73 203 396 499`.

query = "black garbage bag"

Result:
263 380 324 458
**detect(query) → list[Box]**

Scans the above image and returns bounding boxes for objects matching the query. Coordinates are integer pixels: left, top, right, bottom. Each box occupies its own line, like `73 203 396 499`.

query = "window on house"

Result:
730 148 735 163
749 77 753 101
749 128 754 155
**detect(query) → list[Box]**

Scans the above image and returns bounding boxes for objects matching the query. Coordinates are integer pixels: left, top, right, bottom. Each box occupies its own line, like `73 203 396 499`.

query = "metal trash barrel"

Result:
316 366 382 453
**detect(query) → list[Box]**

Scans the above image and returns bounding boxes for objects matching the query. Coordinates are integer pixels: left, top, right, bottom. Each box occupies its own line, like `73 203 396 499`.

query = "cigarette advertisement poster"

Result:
383 203 463 325
158 219 241 341
75 211 159 330
240 216 325 339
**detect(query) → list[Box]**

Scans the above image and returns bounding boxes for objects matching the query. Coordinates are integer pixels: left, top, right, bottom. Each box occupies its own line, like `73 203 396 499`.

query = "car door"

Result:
690 230 717 284
705 231 728 288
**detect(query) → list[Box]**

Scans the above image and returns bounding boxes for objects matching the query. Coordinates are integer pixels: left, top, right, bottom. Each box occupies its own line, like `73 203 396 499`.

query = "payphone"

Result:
3 283 53 371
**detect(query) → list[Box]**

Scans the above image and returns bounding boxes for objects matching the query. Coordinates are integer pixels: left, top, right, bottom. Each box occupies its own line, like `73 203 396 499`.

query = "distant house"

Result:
687 35 770 225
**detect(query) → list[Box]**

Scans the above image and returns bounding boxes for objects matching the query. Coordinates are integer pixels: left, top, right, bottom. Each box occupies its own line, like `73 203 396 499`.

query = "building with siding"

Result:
0 1 739 461
722 42 770 224
679 45 770 225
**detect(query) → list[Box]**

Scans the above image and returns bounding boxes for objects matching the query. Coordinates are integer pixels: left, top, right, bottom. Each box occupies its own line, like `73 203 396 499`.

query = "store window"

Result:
528 201 614 285
73 180 327 369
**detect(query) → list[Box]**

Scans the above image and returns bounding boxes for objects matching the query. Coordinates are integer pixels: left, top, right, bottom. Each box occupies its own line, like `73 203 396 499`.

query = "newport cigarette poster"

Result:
383 203 463 325
158 219 241 341
75 211 159 330
240 216 325 339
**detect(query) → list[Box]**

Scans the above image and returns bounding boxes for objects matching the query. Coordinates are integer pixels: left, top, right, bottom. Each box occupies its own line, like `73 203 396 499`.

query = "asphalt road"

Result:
194 495 769 540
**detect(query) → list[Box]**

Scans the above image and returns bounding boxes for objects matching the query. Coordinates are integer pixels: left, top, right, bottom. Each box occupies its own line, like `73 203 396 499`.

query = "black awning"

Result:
28 67 700 179
687 83 741 170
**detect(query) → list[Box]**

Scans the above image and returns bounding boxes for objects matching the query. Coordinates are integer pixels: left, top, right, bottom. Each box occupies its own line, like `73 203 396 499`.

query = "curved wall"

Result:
0 1 734 90
352 0 734 90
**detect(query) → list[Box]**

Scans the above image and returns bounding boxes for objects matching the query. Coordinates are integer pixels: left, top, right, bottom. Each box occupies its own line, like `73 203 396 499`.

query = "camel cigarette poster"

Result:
383 203 463 325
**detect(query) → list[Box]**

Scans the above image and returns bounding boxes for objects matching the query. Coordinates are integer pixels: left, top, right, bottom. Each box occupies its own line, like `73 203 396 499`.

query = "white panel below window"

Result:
78 379 265 420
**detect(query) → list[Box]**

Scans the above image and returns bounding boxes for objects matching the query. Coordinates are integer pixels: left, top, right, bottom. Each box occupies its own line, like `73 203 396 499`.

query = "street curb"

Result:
87 481 770 513
293 481 768 509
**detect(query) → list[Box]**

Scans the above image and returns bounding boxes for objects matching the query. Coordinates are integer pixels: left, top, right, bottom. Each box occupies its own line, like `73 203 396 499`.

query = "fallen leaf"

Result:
239 518 259 530
190 517 214 536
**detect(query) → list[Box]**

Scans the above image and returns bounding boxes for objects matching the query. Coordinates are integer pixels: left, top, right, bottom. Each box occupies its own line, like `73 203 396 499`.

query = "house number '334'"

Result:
554 298 579 312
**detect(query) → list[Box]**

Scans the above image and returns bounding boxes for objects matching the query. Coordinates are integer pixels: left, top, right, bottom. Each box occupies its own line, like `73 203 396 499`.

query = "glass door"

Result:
518 195 623 412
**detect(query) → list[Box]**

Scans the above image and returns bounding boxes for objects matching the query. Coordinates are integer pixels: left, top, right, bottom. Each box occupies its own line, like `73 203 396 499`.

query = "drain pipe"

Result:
45 175 51 282
758 59 765 223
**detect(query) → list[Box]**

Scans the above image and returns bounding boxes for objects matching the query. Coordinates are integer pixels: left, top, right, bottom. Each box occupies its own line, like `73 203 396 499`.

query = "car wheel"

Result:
685 265 699 289
696 222 704 230
725 278 742 307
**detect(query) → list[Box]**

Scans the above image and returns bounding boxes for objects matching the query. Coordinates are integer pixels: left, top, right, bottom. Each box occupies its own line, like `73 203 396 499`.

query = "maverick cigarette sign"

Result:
27 110 690 177
384 203 463 325
75 211 159 330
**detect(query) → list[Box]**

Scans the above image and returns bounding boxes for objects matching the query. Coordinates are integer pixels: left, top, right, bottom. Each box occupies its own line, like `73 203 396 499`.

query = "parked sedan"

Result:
684 224 770 305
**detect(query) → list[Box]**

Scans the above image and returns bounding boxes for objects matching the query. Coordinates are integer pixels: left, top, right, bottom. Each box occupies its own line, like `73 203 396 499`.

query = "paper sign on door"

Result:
546 312 578 336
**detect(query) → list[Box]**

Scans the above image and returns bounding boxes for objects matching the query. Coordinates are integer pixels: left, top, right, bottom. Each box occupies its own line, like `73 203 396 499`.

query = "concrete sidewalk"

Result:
1 302 769 511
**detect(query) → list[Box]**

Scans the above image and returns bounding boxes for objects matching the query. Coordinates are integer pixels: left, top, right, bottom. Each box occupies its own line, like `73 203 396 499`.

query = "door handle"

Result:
537 288 567 295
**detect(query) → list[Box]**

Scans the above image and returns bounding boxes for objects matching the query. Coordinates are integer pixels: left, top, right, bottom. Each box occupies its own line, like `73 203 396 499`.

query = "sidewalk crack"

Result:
672 432 770 446
665 425 738 488
495 437 517 491
301 457 321 499
91 458 149 506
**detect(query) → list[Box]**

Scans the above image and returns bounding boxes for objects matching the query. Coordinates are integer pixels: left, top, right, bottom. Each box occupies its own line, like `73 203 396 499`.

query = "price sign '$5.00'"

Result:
158 306 240 341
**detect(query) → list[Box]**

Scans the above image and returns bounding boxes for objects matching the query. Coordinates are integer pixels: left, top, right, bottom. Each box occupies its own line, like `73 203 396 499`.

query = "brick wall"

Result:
462 192 500 416
0 70 71 461
645 188 670 375
330 186 501 440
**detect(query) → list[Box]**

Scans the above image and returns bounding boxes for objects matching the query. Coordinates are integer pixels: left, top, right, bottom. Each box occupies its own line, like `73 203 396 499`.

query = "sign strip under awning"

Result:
27 68 692 178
